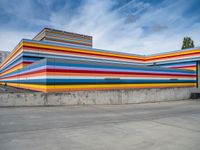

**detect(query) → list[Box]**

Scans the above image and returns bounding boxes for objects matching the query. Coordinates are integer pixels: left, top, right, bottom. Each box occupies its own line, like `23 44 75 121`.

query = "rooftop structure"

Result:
33 28 93 47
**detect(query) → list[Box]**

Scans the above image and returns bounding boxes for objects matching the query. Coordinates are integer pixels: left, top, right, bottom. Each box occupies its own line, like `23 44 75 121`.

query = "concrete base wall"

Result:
0 87 195 106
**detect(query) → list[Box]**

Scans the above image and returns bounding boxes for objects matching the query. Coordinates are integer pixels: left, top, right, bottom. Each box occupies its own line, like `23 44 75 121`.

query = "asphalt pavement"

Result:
0 100 200 150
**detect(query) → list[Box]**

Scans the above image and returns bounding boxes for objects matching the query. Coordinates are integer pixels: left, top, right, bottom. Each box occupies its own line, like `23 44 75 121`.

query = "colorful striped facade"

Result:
0 28 199 92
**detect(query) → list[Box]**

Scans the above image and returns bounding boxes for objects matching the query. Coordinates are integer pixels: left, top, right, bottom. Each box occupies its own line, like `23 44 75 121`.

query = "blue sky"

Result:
0 0 200 54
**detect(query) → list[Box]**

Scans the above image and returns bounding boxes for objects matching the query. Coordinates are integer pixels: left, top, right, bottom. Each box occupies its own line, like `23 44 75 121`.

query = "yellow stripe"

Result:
6 83 47 92
47 83 195 89
23 42 144 61
3 83 195 93
14 83 195 92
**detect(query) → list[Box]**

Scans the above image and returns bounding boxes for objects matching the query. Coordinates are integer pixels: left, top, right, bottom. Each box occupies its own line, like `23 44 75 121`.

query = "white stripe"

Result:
2 76 195 81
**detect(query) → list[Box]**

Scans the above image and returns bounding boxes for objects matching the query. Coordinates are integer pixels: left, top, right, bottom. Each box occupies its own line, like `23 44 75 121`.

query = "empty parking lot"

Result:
0 100 200 150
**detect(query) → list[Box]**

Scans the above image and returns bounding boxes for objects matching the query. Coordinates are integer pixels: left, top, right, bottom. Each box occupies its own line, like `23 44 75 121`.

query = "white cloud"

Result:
0 30 35 52
48 0 200 54
0 0 200 55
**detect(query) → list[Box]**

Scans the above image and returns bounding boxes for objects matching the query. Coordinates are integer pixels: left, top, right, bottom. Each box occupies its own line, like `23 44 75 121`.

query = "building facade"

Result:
0 28 198 92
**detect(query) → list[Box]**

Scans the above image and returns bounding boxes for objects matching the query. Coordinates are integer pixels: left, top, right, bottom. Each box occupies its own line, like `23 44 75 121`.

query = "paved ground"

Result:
0 100 200 150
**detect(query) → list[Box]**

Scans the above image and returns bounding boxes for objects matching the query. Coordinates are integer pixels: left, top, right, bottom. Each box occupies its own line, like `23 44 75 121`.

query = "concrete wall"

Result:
0 87 195 106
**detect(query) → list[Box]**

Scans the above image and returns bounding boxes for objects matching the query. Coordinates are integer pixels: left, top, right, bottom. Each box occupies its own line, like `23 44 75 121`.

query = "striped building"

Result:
0 28 199 92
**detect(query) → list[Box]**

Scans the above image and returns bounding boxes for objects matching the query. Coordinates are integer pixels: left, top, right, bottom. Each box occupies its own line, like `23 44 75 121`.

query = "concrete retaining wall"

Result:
0 87 195 106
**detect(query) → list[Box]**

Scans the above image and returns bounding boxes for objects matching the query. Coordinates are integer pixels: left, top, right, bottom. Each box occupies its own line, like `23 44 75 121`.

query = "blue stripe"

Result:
47 61 196 74
3 79 195 84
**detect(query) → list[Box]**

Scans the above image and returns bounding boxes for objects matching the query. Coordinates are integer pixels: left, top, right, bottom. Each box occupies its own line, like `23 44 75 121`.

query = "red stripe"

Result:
2 66 196 80
46 68 196 77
